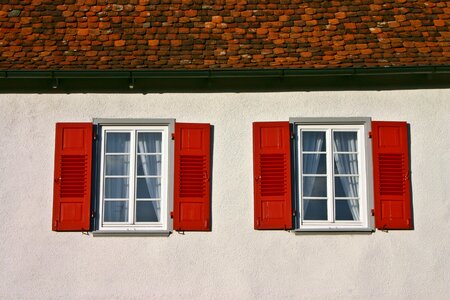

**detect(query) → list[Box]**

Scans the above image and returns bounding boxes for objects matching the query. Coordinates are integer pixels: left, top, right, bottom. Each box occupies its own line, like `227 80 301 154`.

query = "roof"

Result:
1 0 450 70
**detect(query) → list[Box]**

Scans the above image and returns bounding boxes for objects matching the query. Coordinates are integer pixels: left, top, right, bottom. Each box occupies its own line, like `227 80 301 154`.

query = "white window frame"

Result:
94 119 174 235
291 118 374 232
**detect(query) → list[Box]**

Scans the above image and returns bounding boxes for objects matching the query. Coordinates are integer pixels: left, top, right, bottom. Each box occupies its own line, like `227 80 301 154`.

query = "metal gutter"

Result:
1 66 450 79
1 66 450 92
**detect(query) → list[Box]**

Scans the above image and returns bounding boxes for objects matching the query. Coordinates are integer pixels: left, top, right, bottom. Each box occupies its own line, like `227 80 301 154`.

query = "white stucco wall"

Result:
0 90 449 299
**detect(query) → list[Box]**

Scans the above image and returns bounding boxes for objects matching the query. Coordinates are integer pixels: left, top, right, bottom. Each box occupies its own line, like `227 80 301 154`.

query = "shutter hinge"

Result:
171 133 175 140
91 210 96 218
368 131 372 138
292 210 296 217
170 211 174 219
290 133 295 140
371 209 375 216
93 132 97 141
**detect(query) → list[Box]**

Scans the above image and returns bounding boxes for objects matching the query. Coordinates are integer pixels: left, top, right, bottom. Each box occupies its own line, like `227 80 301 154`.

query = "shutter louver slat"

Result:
379 153 405 196
60 155 87 197
52 123 93 231
372 121 412 230
253 122 293 230
261 154 286 196
173 123 211 231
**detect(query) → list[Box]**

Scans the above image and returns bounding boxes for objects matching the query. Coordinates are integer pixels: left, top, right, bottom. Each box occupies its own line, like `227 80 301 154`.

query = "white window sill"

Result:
93 230 171 237
294 227 374 234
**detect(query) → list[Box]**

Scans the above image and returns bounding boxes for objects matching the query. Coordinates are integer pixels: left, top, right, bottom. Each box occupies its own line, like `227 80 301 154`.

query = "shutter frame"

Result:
372 121 412 230
52 122 93 231
173 123 211 231
253 122 293 230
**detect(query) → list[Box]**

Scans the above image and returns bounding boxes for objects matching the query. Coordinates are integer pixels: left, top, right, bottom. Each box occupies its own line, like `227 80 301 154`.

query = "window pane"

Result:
336 199 359 221
334 154 359 174
302 131 326 152
136 178 161 199
136 201 160 222
303 154 326 174
137 132 162 153
105 178 129 198
104 201 128 222
137 155 161 176
302 176 327 197
335 176 359 197
333 131 357 152
303 199 327 220
106 132 130 153
105 155 130 175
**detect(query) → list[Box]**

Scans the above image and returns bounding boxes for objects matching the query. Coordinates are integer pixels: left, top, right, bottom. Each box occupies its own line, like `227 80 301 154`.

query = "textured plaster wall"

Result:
0 90 449 299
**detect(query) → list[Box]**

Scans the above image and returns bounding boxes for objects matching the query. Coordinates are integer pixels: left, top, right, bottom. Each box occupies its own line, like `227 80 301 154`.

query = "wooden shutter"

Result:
253 122 293 230
173 123 211 231
372 121 412 230
52 123 93 231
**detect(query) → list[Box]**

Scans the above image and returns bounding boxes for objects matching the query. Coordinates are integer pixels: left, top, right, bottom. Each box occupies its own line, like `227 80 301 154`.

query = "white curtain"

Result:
333 133 359 220
104 132 130 222
137 133 162 221
302 132 325 214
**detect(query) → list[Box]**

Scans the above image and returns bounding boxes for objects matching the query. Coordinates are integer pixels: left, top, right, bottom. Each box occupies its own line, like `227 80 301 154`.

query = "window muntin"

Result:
297 124 368 229
99 126 169 231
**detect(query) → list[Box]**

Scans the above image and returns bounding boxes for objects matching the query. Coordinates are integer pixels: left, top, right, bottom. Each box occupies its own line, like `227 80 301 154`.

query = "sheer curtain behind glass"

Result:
302 131 327 220
136 132 162 222
333 132 359 221
104 132 130 222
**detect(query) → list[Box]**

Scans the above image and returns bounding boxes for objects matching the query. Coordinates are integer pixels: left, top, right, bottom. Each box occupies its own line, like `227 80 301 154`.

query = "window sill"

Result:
93 230 171 237
294 227 374 234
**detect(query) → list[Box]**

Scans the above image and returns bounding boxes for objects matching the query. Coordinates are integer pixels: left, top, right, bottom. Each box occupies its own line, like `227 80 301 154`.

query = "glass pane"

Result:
336 199 359 221
105 155 130 175
335 176 359 197
302 131 326 152
303 154 326 174
136 201 161 222
303 199 327 220
333 131 357 152
137 178 161 199
302 176 327 197
334 154 359 174
104 201 128 222
106 132 130 153
137 132 162 153
105 178 129 198
137 155 161 176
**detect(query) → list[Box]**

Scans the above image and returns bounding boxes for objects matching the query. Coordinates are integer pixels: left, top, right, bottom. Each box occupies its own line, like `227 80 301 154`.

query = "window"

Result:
253 119 412 232
98 125 170 231
295 122 370 230
52 120 212 234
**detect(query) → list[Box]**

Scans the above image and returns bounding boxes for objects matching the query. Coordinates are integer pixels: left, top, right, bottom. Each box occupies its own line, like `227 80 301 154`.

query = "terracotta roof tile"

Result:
0 0 449 70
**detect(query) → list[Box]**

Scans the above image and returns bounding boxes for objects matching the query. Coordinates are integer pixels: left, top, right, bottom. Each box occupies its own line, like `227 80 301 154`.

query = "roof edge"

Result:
1 66 450 93
2 66 450 79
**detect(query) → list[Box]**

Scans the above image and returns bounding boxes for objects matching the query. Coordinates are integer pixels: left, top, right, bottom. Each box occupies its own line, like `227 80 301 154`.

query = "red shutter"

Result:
253 122 292 230
372 121 412 230
173 123 211 231
52 123 93 231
